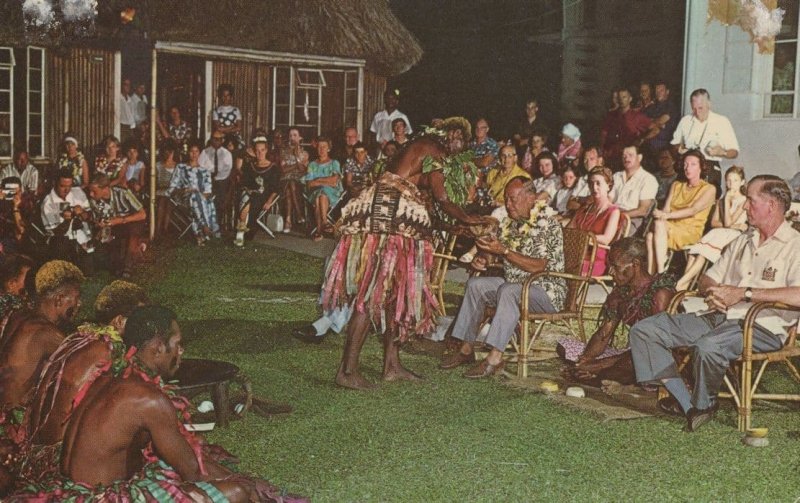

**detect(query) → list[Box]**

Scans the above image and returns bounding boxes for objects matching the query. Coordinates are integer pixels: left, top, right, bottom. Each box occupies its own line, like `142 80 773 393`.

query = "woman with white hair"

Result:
557 123 582 168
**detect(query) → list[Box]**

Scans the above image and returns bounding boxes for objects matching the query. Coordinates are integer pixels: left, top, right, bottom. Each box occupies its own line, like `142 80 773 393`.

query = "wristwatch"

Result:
744 287 753 302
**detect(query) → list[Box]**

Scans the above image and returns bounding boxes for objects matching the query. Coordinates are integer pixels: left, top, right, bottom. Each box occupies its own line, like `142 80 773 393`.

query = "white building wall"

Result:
684 0 800 179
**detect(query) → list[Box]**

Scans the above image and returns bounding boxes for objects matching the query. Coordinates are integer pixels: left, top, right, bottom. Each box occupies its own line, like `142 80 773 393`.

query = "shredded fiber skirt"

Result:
321 172 438 341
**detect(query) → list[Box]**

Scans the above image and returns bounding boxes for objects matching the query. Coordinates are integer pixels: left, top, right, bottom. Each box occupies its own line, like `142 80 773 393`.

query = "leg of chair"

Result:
518 319 529 378
740 358 752 432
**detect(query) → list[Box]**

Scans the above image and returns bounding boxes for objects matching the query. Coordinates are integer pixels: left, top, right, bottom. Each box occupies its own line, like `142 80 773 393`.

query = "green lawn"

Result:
81 240 800 502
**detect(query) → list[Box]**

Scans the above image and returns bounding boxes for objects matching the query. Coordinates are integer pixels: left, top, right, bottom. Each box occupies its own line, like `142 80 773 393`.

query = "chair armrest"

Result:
667 290 700 314
742 302 800 358
432 253 457 262
520 271 593 316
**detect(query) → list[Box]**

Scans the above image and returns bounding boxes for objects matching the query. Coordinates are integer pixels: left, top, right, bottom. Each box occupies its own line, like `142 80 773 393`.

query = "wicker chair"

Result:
513 227 596 377
667 291 800 431
587 212 630 306
430 232 458 317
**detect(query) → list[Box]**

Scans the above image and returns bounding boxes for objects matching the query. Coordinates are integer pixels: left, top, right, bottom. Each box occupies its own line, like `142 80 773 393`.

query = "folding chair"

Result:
666 291 800 431
309 197 345 236
168 196 194 239
254 195 281 239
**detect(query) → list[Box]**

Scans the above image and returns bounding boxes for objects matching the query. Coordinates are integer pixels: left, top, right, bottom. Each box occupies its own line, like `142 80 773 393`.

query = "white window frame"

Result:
272 66 326 141
763 8 800 119
27 46 45 158
343 69 358 130
0 47 15 160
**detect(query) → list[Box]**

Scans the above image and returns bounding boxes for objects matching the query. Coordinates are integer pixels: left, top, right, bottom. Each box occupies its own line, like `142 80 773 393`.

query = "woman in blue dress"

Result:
166 139 220 246
303 136 343 241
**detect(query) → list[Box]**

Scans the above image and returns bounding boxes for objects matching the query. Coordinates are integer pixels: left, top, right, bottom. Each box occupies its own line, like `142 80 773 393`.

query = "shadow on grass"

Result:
182 319 318 354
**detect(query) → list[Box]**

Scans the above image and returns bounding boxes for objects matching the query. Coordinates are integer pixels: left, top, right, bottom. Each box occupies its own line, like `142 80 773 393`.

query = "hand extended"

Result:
704 284 744 312
476 235 506 256
471 255 488 272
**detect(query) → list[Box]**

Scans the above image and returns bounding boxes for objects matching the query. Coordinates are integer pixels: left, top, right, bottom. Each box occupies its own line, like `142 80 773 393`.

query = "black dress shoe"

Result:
683 402 719 432
657 396 684 417
292 325 324 344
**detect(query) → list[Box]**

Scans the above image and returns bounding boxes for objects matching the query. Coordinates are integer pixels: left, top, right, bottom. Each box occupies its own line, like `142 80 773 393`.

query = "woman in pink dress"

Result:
568 166 621 275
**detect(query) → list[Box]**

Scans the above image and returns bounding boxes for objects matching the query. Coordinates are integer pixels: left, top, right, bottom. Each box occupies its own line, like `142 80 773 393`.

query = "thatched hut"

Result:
0 0 423 162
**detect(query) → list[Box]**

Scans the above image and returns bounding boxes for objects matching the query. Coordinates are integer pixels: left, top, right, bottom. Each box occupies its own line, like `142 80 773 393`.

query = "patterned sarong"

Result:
322 172 438 341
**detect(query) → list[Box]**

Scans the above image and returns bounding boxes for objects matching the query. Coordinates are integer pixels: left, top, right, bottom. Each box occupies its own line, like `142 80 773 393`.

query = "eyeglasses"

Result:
501 153 517 158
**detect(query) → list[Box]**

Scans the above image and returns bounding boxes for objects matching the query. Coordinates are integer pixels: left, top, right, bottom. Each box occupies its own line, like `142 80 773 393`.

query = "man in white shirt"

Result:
199 131 234 231
118 79 136 143
369 89 412 148
671 89 739 197
610 145 658 235
0 151 39 196
41 169 93 266
130 83 148 127
630 176 800 432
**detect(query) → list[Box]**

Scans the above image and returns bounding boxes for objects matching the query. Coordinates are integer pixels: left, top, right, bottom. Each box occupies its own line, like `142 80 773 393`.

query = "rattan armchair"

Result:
667 290 800 431
430 232 458 317
513 228 597 377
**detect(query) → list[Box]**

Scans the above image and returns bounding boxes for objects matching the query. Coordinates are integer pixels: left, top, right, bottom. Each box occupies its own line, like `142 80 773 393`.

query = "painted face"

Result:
55 177 73 199
725 172 744 193
538 158 554 178
683 155 702 181
500 148 516 169
607 249 635 286
618 90 633 109
622 147 640 170
589 173 610 199
583 148 601 170
691 95 710 121
345 128 358 146
562 170 577 189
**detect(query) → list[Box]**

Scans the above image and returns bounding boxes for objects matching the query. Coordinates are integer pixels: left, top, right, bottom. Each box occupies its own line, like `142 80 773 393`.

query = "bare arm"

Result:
428 170 482 224
80 159 90 188
624 198 653 219
143 392 207 482
659 185 715 221
595 208 620 246
476 235 547 275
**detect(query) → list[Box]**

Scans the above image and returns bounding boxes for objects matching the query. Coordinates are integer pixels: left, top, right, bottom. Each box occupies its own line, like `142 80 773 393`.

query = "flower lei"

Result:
421 150 478 207
499 200 555 251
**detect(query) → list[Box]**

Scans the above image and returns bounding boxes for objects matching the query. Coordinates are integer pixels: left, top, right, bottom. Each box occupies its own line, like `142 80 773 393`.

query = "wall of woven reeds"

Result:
363 70 386 137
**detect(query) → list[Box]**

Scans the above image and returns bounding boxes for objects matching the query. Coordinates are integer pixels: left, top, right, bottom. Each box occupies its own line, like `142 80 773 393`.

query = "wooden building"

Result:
0 0 423 163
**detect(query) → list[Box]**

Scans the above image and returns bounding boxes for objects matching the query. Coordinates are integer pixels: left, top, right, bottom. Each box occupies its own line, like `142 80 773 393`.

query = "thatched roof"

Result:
0 0 423 76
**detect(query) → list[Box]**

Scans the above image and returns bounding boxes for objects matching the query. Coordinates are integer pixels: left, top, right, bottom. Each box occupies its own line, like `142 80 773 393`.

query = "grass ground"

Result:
81 239 800 502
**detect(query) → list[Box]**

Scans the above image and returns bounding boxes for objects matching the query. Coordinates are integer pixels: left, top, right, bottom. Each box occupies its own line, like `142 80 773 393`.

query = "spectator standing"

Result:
130 83 148 127
156 106 192 158
212 84 243 149
0 177 25 254
601 88 652 171
643 81 680 155
514 98 549 158
199 130 234 233
118 78 136 144
369 89 411 149
671 89 739 197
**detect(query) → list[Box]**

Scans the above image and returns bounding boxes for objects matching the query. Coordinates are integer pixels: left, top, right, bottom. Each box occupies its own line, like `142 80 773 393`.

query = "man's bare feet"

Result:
383 365 424 382
600 379 640 397
335 369 377 390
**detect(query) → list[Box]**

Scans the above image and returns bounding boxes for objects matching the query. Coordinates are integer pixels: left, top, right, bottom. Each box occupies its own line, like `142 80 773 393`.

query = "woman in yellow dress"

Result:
646 149 716 273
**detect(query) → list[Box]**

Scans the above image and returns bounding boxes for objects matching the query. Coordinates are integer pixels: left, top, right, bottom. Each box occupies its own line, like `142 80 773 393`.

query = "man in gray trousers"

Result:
629 175 800 431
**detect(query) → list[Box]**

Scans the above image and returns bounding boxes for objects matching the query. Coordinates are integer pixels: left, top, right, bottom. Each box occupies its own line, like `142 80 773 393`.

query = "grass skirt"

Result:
322 173 438 340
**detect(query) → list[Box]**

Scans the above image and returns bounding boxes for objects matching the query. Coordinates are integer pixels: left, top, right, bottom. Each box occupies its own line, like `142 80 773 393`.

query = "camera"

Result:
2 182 18 199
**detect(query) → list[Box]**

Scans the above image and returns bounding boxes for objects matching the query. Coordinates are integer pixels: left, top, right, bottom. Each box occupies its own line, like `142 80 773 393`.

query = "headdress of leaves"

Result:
422 150 478 207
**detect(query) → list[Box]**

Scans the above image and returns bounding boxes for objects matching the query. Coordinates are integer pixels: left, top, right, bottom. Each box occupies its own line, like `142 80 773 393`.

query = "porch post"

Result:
149 48 158 240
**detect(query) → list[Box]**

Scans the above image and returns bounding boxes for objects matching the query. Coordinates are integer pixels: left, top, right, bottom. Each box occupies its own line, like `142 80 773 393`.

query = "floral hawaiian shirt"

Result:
499 203 566 310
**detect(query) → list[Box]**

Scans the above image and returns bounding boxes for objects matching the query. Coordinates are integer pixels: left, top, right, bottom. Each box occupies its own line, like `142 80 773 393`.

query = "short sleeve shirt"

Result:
533 173 561 199
705 221 800 337
670 111 740 162
212 105 242 128
610 168 658 211
370 109 412 144
90 186 143 220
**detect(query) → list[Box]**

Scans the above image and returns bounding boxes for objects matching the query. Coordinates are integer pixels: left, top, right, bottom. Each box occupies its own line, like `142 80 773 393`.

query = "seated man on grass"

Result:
12 306 304 502
440 177 566 378
557 237 675 387
629 176 800 432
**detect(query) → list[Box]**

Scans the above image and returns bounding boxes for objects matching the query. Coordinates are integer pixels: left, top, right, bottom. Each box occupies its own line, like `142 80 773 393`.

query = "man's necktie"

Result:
213 148 219 179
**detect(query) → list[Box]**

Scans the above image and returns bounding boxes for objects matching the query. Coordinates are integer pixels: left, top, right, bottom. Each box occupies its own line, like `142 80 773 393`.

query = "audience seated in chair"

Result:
166 139 220 247
629 175 800 432
567 166 620 276
676 166 748 291
531 151 561 203
302 136 343 242
234 135 280 247
154 140 178 241
343 141 374 201
646 149 715 273
558 237 675 386
609 144 658 236
440 178 566 378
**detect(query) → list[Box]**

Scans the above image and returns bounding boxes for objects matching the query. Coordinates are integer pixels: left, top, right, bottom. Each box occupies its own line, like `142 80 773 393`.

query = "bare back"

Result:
0 313 65 409
60 374 202 486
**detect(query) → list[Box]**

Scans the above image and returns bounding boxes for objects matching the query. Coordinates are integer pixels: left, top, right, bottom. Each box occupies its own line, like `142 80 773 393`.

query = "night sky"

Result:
389 1 563 141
